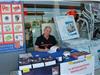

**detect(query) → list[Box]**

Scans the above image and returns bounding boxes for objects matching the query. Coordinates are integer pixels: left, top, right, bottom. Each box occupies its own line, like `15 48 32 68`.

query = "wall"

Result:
0 51 25 75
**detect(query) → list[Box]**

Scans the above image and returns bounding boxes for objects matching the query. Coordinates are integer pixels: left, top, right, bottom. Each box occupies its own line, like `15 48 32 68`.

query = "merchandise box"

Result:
19 53 33 66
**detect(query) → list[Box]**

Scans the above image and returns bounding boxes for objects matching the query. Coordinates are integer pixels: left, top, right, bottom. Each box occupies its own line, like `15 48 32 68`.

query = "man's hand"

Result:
35 45 49 52
44 48 49 51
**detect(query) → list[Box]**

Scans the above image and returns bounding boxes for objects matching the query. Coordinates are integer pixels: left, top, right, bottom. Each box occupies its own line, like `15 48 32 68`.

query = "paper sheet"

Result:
48 46 59 53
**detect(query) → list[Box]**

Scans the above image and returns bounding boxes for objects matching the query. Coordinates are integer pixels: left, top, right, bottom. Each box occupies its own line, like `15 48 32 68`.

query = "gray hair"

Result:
44 26 52 31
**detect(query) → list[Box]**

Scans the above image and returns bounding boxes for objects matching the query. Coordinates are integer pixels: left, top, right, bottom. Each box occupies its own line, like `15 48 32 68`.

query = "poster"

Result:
12 4 22 13
13 14 22 23
2 14 12 23
14 24 23 32
54 16 79 41
1 4 11 13
0 3 24 52
4 34 13 42
3 24 12 33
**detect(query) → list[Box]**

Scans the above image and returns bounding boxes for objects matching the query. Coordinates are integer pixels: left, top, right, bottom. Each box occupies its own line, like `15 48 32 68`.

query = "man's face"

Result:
44 28 51 36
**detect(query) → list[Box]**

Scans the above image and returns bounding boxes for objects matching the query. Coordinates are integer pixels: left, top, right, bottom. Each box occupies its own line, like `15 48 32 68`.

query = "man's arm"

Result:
34 45 48 52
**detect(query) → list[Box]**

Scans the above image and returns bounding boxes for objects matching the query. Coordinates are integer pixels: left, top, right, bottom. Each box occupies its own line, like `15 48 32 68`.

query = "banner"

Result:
0 3 25 52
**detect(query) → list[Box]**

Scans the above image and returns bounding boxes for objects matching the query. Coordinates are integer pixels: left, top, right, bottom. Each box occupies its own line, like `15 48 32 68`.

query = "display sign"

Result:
60 55 94 75
0 3 25 52
54 16 79 41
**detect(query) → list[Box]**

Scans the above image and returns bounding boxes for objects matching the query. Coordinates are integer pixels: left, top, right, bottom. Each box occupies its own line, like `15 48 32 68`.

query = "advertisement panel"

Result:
54 16 79 41
60 55 94 75
0 3 25 52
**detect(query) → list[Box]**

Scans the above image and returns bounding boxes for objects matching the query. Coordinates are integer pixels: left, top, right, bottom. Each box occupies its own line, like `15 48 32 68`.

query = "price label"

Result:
22 67 30 73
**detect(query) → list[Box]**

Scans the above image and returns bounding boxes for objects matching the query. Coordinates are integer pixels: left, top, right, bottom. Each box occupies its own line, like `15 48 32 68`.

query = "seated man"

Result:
35 26 57 51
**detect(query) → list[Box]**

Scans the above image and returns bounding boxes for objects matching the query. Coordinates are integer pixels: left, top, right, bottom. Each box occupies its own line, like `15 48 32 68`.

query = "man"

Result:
35 26 57 51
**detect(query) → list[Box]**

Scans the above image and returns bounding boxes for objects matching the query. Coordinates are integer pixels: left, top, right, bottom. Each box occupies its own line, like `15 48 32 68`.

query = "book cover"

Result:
54 16 79 41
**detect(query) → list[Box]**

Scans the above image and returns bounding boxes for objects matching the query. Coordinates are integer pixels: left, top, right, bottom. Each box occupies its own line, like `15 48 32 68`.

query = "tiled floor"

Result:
95 69 100 75
0 51 25 75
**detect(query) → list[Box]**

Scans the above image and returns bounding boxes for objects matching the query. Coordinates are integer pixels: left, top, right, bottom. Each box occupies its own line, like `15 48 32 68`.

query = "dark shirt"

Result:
35 35 57 49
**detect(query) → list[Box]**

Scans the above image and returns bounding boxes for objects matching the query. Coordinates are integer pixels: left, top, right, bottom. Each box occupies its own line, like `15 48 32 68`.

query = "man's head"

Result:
44 26 52 37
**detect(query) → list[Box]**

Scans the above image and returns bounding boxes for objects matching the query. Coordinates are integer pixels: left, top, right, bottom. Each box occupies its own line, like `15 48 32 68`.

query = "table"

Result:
14 48 94 75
